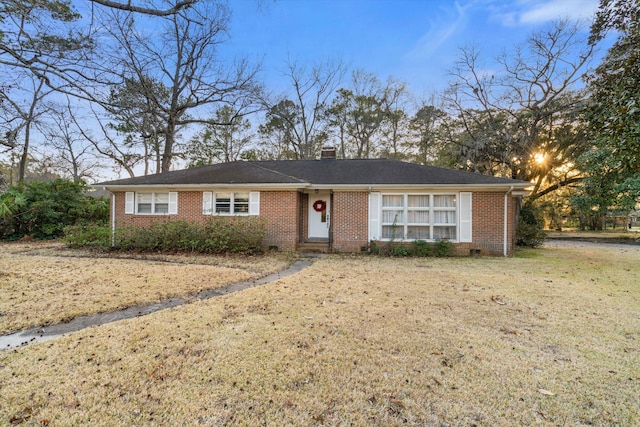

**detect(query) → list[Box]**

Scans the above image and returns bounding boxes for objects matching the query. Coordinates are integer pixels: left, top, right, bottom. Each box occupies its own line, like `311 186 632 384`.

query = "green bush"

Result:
433 239 454 257
66 217 269 254
369 239 454 258
516 203 547 248
0 179 109 240
410 240 433 257
390 244 410 257
63 224 112 249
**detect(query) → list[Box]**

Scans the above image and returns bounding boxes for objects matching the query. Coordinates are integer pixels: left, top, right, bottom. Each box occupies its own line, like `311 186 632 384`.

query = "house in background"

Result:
98 148 531 256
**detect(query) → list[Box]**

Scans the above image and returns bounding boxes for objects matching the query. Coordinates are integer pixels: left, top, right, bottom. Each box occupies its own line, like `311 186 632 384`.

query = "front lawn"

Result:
1 242 638 425
0 241 291 334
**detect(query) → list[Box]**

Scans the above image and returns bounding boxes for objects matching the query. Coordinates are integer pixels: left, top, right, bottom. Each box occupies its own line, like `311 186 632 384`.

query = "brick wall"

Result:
446 192 518 256
111 189 520 256
260 191 300 251
369 192 520 256
332 191 368 252
112 190 301 251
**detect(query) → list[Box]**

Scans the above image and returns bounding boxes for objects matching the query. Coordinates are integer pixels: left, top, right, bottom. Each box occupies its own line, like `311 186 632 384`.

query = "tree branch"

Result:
90 0 197 16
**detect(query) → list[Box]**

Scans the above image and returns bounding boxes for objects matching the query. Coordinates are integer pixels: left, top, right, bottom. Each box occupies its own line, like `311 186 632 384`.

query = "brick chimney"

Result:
320 146 336 160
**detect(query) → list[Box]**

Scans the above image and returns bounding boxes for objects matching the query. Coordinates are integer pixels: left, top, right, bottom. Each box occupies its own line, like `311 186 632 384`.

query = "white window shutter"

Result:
368 192 381 241
168 192 178 215
202 192 213 215
459 192 472 242
125 192 134 214
249 192 260 215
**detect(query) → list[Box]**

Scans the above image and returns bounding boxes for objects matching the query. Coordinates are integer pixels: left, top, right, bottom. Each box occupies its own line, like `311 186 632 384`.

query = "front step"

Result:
297 240 330 253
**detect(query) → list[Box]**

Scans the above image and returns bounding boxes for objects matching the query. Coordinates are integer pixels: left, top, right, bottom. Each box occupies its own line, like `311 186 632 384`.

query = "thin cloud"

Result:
406 2 473 60
494 0 599 26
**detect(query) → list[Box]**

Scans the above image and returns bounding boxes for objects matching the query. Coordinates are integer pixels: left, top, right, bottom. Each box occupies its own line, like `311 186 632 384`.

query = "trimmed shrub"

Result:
410 240 433 257
63 224 112 249
433 239 454 257
369 239 454 258
390 244 410 257
65 217 269 254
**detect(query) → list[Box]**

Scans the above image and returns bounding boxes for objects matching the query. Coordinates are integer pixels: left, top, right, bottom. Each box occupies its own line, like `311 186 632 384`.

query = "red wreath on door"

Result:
312 200 326 212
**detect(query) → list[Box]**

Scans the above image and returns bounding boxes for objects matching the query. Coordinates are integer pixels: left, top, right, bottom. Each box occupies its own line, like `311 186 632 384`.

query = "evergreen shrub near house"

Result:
0 179 109 240
369 239 453 257
516 203 547 248
64 217 268 254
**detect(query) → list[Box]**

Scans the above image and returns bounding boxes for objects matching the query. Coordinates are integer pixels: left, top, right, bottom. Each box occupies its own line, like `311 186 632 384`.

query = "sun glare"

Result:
534 152 547 165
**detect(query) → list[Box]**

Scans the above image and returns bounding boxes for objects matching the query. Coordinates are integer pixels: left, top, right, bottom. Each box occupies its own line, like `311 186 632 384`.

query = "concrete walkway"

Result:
1 258 315 351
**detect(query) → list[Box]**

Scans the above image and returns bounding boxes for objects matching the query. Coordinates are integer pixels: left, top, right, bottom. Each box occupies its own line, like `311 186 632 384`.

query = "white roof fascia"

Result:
97 182 532 193
308 183 532 192
97 183 310 192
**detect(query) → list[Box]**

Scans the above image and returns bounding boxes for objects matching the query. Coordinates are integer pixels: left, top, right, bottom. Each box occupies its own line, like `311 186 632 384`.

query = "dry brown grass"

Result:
1 242 638 426
0 241 292 334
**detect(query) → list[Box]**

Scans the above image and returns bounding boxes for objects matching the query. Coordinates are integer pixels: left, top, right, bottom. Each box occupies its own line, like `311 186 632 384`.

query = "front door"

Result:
308 192 330 239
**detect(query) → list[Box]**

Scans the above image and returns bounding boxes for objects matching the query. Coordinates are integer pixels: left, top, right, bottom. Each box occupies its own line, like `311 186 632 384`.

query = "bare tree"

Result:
259 59 344 159
100 1 261 172
443 19 593 200
0 73 54 182
45 106 102 182
90 0 197 16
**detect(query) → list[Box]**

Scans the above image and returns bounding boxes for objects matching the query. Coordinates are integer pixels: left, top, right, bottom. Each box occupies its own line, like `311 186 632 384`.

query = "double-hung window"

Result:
381 194 457 241
203 192 258 215
125 192 177 215
215 192 249 214
136 192 168 214
433 195 457 239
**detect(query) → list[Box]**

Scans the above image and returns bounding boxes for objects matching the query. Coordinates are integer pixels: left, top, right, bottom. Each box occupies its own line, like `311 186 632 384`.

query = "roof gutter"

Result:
504 185 514 257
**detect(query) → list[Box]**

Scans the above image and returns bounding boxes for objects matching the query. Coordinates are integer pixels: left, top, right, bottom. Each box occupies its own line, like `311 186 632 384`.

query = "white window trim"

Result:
380 193 459 242
202 191 260 216
134 191 177 215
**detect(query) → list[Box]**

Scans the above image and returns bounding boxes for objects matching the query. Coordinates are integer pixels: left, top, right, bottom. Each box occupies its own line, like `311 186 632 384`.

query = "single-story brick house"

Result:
98 148 531 256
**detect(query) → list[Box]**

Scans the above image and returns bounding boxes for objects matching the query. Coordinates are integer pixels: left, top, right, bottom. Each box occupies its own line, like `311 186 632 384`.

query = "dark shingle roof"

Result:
98 161 306 186
98 159 530 187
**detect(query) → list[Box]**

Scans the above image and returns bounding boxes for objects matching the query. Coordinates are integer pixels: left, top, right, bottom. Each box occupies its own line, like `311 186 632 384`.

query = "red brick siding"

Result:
111 189 520 256
112 190 301 251
369 192 520 256
260 191 300 251
332 191 368 252
468 192 517 256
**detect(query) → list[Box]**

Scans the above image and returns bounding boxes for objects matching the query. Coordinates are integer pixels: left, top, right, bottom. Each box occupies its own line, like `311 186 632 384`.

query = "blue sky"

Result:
223 0 601 96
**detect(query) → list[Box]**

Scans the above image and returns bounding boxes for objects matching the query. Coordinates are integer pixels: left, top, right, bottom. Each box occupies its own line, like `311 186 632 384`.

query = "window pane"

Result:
137 193 152 213
408 210 429 224
154 193 169 214
408 195 429 208
434 211 456 224
155 203 169 214
434 226 456 240
382 195 403 208
382 210 404 224
154 193 168 204
216 192 231 213
434 195 456 208
233 192 249 213
138 193 152 203
138 203 152 213
407 226 430 240
382 225 403 239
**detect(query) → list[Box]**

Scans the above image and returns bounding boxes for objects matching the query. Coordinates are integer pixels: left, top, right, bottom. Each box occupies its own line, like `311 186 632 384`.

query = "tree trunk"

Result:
18 121 31 182
161 123 175 173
